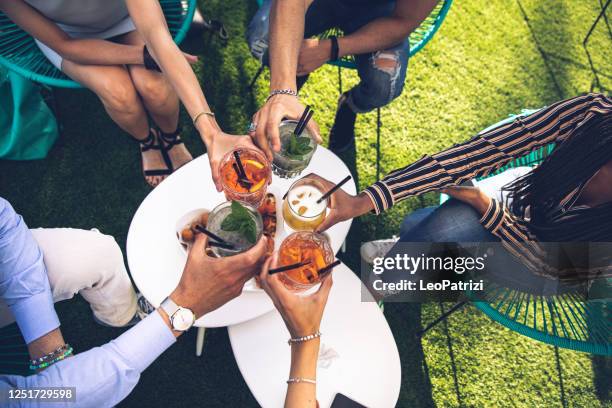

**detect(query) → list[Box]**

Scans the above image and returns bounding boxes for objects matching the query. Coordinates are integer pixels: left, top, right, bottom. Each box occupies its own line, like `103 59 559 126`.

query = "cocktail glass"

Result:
282 178 328 232
220 147 271 208
206 201 264 258
272 120 317 179
277 231 334 291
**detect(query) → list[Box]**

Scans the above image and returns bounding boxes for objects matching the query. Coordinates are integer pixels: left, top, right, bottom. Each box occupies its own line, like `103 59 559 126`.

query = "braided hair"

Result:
504 112 612 242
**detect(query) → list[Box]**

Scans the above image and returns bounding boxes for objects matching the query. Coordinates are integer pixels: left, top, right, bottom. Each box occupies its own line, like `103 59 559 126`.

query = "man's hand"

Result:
169 233 269 319
297 38 331 77
297 174 374 232
206 131 262 191
440 186 492 216
250 94 322 161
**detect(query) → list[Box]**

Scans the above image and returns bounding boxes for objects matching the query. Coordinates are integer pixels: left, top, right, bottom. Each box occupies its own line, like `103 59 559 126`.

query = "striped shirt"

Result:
363 93 612 280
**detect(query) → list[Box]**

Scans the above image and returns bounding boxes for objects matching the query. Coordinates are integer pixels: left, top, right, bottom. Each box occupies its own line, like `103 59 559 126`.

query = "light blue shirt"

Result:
0 198 176 407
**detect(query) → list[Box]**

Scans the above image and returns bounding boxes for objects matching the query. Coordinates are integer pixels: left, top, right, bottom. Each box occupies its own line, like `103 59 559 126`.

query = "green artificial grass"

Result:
0 0 611 407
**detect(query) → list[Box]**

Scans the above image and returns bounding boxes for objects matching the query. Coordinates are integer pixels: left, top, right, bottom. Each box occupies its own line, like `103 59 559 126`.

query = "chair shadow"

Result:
516 0 611 97
438 302 464 407
335 144 437 407
385 302 437 408
553 346 569 408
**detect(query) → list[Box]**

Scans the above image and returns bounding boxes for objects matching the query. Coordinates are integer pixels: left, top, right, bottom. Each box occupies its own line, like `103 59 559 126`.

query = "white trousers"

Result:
0 228 137 328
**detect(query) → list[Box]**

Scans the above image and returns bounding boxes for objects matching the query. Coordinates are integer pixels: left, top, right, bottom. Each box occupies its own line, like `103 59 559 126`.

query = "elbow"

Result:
140 25 173 48
54 39 80 62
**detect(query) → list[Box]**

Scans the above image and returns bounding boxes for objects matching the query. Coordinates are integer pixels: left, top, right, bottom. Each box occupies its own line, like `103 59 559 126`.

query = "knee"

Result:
99 76 140 114
353 51 406 111
370 50 406 101
136 74 176 110
86 231 126 285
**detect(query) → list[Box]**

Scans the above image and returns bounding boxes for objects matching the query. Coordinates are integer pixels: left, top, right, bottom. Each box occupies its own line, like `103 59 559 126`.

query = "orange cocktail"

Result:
277 232 334 291
220 147 271 208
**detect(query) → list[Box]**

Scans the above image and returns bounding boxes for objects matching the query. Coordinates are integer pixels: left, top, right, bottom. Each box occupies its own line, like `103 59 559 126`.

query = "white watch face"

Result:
171 307 194 331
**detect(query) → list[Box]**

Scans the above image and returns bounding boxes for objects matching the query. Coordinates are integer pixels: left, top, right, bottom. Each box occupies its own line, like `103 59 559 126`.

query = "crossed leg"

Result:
117 31 192 172
61 31 192 186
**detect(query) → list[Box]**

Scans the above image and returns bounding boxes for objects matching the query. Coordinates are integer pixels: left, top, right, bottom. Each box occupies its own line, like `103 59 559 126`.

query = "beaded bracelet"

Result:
287 377 317 385
288 331 321 346
29 345 73 371
267 89 298 101
29 344 69 365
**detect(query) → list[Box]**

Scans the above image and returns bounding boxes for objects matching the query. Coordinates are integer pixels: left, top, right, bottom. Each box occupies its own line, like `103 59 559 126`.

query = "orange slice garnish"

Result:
245 159 264 169
249 178 266 192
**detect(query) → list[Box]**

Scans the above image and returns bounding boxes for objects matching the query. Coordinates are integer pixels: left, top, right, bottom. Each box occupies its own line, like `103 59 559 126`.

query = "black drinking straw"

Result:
268 261 312 275
233 150 247 179
293 106 312 136
316 175 352 204
295 109 314 137
208 241 237 250
194 224 234 247
233 163 252 189
317 259 341 275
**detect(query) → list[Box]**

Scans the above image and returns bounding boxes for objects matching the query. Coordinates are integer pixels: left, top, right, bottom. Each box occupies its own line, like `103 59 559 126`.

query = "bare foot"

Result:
159 129 193 172
140 129 172 187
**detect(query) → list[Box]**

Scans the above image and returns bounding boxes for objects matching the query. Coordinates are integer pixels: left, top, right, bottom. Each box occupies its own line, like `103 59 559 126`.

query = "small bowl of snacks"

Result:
175 208 212 253
175 207 264 292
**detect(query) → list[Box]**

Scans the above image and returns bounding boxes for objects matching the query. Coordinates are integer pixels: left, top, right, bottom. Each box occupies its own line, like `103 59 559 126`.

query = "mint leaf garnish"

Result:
221 201 257 244
285 134 313 159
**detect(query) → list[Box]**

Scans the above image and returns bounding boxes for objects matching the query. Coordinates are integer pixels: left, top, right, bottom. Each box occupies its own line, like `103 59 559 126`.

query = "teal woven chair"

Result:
252 0 453 180
0 0 196 88
424 110 612 356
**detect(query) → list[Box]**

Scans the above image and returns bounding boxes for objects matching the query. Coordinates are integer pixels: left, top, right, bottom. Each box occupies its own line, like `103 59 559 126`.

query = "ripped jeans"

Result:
247 0 410 113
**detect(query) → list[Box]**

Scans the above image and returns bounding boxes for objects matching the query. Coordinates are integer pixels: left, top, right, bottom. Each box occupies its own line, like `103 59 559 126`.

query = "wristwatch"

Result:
160 297 195 332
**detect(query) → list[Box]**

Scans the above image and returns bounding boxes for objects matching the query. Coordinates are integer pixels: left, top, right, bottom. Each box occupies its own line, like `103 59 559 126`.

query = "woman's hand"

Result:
259 254 333 337
250 94 321 161
298 174 373 232
205 131 262 191
440 186 492 216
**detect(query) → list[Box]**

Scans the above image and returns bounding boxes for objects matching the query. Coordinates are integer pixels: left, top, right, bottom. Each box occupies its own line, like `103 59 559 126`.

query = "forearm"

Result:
126 0 220 144
285 340 319 408
338 0 437 57
145 30 220 144
269 0 307 91
364 94 612 214
57 39 143 66
338 17 414 57
27 328 65 363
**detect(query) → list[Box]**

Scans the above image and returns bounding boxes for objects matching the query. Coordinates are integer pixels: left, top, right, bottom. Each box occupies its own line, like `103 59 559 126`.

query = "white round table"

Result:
228 262 402 408
127 146 356 329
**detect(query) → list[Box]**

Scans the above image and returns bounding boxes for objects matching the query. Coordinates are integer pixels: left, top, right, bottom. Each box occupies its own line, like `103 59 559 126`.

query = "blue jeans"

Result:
247 0 410 113
392 200 568 295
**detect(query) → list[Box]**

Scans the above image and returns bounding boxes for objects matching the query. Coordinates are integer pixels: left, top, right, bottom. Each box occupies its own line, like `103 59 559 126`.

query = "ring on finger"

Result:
247 122 258 133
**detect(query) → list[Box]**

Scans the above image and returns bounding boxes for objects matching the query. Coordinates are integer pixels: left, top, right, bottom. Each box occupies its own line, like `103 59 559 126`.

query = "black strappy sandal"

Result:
158 126 190 172
131 129 173 186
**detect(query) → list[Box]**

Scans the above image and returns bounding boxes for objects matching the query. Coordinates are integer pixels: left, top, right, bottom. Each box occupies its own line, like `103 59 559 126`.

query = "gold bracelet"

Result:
192 111 215 125
287 377 317 385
